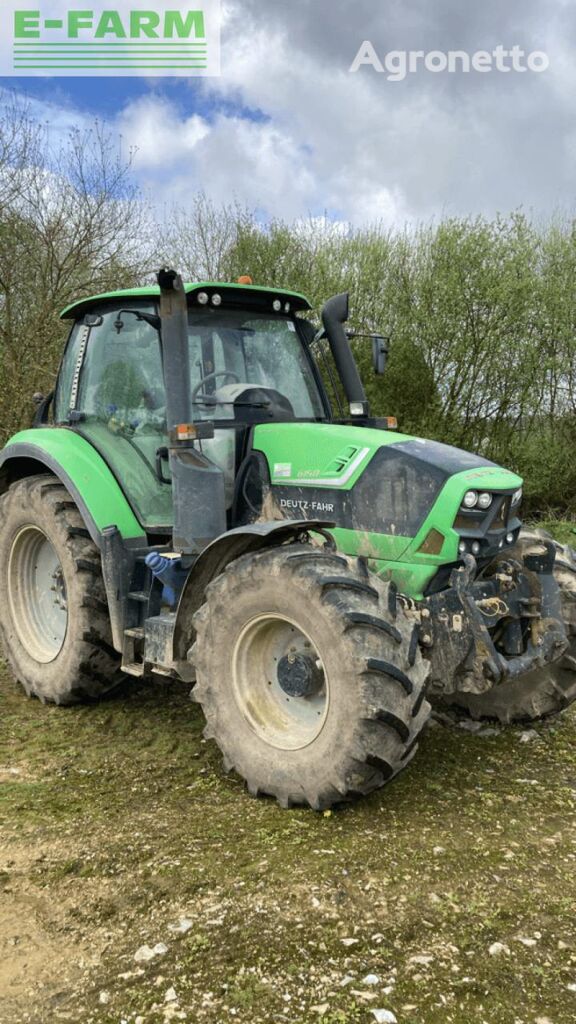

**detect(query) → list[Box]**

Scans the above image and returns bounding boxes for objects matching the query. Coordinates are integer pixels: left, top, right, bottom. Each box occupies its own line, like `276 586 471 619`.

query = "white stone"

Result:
134 942 168 962
519 729 539 743
98 991 110 1005
168 918 193 934
134 945 155 962
488 942 510 957
165 987 178 1002
371 1011 397 1024
362 974 380 985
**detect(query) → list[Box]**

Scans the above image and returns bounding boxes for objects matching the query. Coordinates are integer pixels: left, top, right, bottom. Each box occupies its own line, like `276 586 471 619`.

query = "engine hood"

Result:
249 422 522 581
253 422 520 493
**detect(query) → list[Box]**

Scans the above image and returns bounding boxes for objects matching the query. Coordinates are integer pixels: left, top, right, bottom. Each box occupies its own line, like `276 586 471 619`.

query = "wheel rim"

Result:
8 526 68 663
232 614 329 750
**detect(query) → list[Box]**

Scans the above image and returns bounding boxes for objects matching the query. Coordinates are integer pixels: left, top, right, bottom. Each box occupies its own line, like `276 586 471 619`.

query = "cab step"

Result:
122 625 145 676
122 662 146 678
124 626 145 639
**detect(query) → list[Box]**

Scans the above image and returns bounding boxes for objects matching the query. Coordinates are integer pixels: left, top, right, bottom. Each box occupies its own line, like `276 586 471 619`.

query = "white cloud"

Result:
117 95 209 169
116 96 317 218
3 0 575 228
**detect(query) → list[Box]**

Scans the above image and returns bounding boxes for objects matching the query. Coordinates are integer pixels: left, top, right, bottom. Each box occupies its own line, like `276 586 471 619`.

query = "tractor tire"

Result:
0 474 125 704
436 530 576 723
190 542 431 809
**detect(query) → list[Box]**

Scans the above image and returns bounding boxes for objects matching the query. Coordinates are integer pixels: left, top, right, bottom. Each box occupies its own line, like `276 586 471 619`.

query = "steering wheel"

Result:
191 370 240 406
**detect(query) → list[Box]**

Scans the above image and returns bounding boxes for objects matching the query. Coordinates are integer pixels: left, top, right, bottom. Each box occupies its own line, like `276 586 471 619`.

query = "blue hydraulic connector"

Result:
145 552 189 608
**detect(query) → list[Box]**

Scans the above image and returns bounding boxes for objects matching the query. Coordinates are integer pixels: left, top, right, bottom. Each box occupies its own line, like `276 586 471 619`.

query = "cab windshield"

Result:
187 309 325 420
65 303 326 431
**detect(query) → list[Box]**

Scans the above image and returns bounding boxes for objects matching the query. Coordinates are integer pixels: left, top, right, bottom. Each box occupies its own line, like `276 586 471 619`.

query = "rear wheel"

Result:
190 543 431 809
0 474 125 704
437 530 576 723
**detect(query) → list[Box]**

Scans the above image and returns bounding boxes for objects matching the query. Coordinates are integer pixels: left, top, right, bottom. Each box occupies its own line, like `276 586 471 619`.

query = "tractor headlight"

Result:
462 490 478 509
477 492 493 510
197 291 209 305
511 487 523 507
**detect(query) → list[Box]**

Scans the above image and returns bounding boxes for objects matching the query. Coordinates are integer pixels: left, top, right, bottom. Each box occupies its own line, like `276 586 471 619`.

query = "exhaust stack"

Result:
321 292 369 417
157 269 226 554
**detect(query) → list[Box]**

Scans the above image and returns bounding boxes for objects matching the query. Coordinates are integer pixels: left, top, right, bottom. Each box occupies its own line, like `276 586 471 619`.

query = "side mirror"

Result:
372 335 388 376
113 309 161 335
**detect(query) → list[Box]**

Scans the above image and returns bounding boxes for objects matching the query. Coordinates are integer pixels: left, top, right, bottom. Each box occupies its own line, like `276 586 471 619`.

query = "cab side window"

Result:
78 306 165 430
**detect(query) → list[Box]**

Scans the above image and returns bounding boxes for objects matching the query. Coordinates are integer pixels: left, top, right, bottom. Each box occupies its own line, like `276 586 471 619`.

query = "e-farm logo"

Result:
1 1 221 76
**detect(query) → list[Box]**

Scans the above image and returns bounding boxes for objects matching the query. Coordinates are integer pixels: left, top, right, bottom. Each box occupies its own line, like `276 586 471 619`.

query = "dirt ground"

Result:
1 656 576 1024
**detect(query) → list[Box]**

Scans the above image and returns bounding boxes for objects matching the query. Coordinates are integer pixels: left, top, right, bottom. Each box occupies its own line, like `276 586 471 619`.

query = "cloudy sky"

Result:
1 0 574 226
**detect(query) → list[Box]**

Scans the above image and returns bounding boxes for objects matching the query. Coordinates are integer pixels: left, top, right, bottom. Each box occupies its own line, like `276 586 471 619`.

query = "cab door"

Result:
57 304 173 534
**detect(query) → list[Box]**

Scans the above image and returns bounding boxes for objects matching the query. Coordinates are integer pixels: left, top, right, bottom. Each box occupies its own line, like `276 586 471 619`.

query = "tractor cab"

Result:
56 282 327 535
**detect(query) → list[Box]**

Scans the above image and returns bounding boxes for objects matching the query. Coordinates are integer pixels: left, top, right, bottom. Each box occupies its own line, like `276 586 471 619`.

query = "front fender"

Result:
0 429 146 547
172 518 334 661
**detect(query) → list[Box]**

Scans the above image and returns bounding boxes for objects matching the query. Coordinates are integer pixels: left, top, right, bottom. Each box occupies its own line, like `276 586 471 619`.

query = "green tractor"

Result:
1 270 575 808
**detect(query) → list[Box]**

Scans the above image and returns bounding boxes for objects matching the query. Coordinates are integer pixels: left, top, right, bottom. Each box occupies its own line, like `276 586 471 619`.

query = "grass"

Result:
2 675 576 1024
526 516 576 547
1 523 576 1024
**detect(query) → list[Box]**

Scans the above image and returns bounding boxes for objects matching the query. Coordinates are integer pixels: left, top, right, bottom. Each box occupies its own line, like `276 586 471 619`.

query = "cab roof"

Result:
60 282 312 320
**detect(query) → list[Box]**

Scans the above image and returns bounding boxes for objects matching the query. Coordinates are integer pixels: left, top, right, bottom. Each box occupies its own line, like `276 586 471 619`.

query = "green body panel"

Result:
254 422 523 600
330 527 412 562
253 422 415 489
1 428 146 544
78 421 173 530
368 560 443 599
60 282 312 320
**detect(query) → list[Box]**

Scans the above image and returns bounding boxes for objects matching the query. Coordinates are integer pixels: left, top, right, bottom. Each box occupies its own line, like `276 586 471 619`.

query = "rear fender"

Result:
0 429 146 547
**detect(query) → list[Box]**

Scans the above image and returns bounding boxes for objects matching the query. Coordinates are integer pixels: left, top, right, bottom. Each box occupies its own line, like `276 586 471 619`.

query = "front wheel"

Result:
190 543 431 809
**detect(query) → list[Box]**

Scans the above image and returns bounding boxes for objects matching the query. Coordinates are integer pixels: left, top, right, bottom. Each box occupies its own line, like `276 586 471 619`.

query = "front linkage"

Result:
420 541 567 699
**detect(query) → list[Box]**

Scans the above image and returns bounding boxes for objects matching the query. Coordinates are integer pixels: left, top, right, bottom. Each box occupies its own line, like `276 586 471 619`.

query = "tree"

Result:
0 95 155 441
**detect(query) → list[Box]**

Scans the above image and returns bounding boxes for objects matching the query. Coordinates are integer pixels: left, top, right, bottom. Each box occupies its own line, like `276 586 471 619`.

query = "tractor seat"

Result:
211 384 295 425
